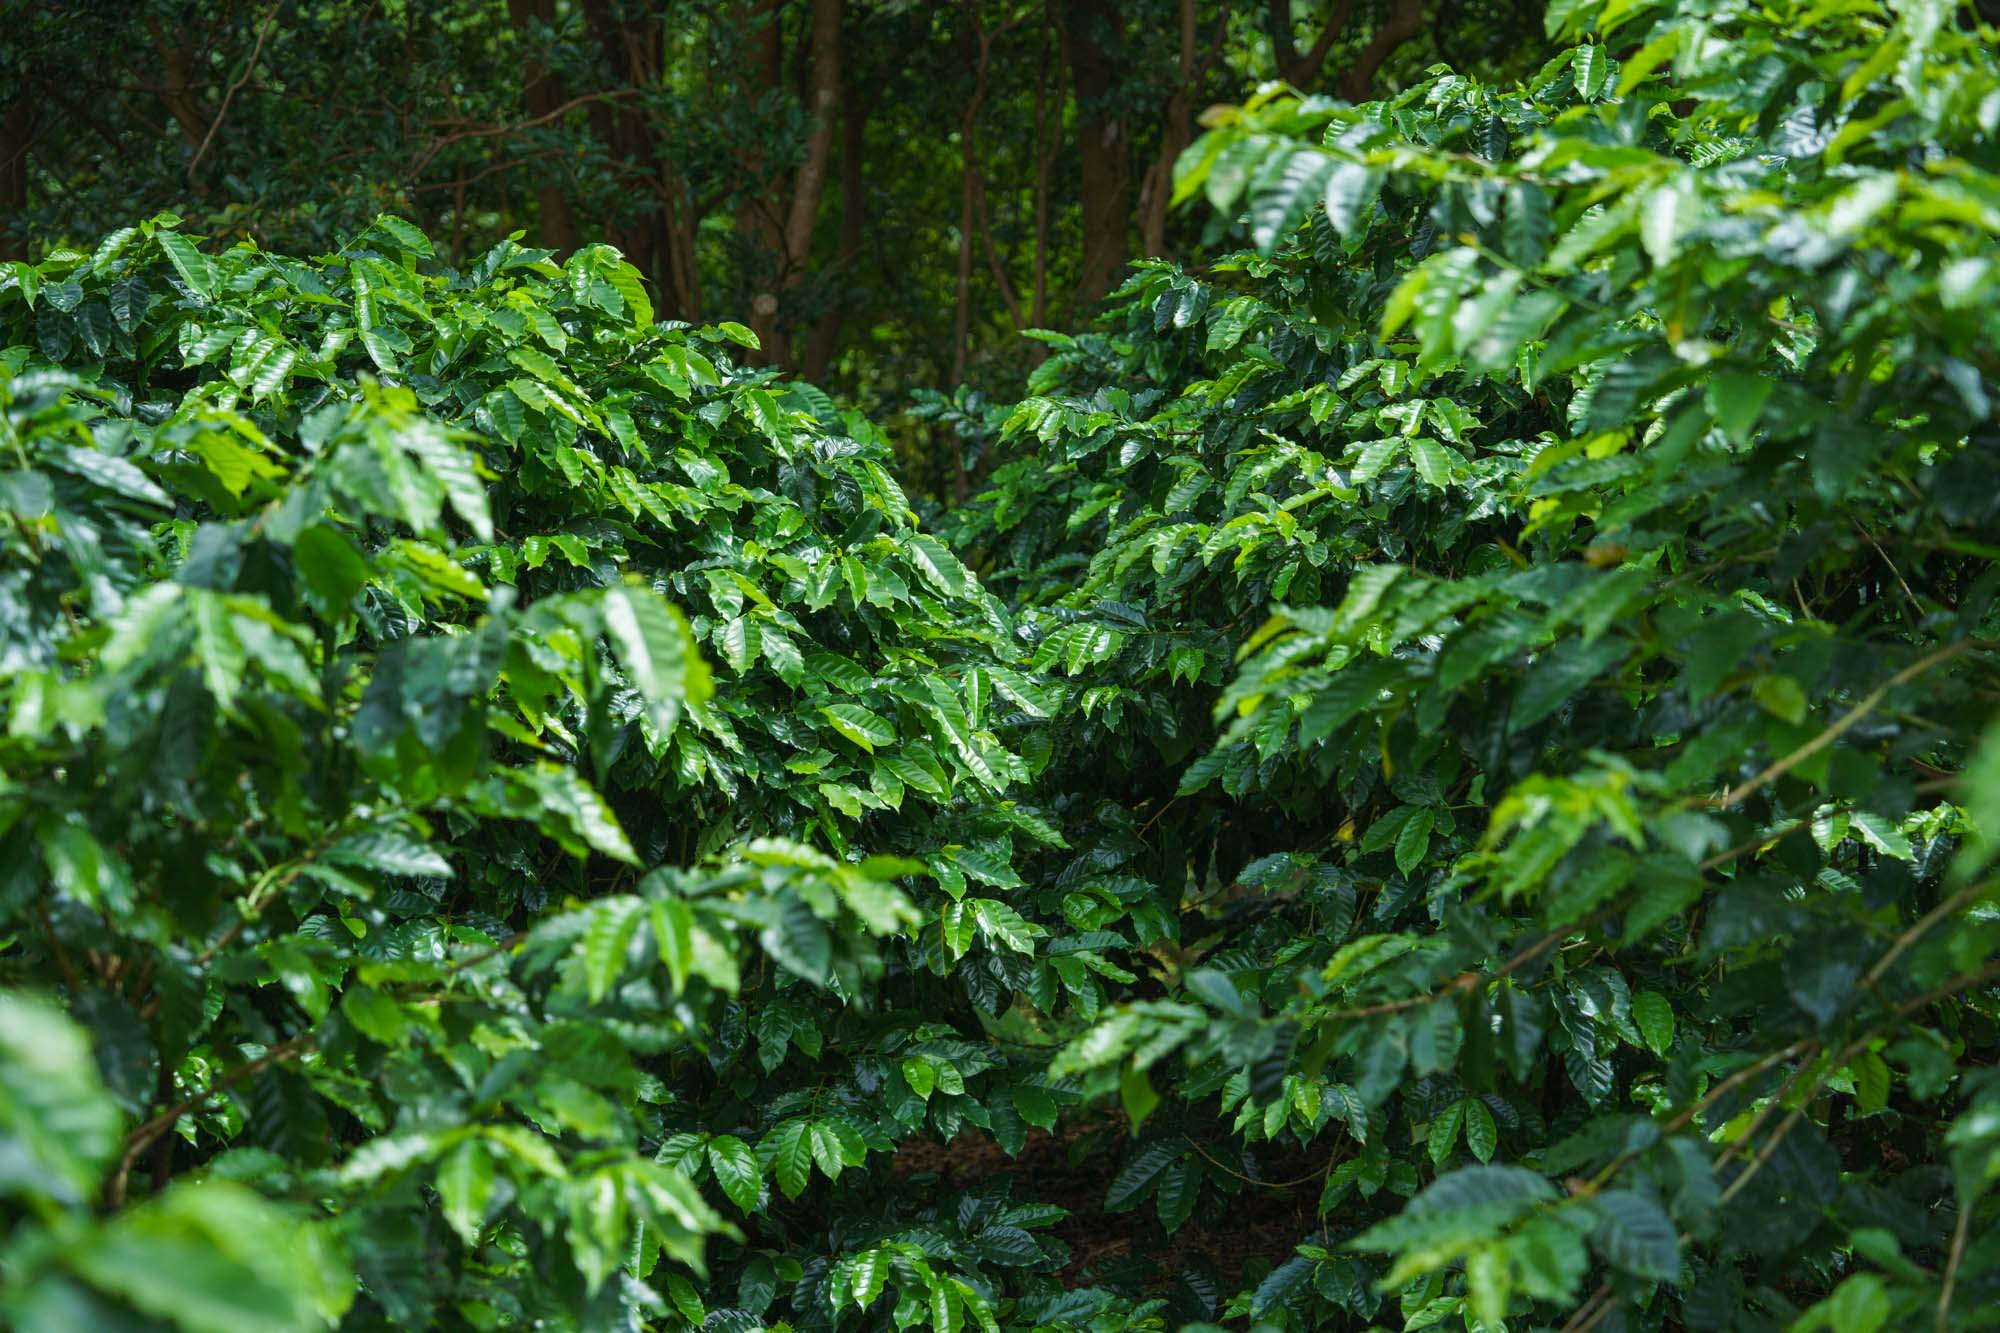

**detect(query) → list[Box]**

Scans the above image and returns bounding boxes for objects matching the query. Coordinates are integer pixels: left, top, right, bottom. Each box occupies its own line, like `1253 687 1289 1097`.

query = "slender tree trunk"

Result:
507 0 578 254
0 94 31 261
142 15 216 201
801 80 870 383
1136 0 1198 260
952 2 999 389
740 0 842 369
1061 0 1131 311
578 0 708 318
1029 15 1056 330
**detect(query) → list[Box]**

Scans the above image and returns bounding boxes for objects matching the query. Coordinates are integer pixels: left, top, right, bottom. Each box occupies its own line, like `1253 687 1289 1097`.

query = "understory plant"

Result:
4 0 2000 1330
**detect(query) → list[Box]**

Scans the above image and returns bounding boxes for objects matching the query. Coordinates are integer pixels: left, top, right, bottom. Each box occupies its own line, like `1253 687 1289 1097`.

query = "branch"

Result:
1711 639 1981 810
1337 0 1427 101
188 1 282 186
109 1032 314 1206
405 90 640 181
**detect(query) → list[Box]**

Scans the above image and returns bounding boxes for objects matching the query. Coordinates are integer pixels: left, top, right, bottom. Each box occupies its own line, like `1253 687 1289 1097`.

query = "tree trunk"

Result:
1338 0 1428 100
800 80 870 384
508 0 579 255
1268 0 1359 87
578 0 708 319
952 2 1000 389
1136 0 1199 260
0 94 31 261
1029 14 1057 330
1061 0 1131 311
740 0 842 369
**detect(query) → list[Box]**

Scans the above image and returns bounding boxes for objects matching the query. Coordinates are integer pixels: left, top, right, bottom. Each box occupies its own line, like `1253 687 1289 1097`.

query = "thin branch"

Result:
109 1031 314 1206
1862 877 1994 990
1711 639 1981 810
405 90 640 180
187 1 282 185
1938 1197 1972 1332
1186 1138 1328 1190
1557 1282 1614 1333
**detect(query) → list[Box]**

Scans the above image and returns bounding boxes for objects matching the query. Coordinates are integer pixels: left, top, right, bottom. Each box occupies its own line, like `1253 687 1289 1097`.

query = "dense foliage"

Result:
0 0 1554 449
6 0 2000 1330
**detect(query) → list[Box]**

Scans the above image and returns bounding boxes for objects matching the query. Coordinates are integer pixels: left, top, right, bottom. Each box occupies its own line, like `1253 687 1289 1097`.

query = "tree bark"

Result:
740 0 842 369
952 1 1002 388
507 0 579 255
1061 0 1131 311
1135 0 1209 260
800 79 870 384
1029 13 1057 330
1267 0 1358 87
1338 0 1428 100
577 0 708 319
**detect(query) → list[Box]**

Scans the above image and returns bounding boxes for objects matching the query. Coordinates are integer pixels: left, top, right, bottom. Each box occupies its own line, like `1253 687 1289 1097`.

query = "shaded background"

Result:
1 0 1555 493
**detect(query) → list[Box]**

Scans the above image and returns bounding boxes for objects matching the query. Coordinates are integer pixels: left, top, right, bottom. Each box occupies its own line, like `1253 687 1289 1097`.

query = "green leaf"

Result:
1705 370 1774 444
155 230 215 299
706 1135 761 1212
1323 163 1382 235
650 899 694 994
292 523 372 619
1852 1050 1892 1116
1464 1099 1498 1164
605 585 705 732
908 534 972 598
1120 1063 1160 1131
1105 1139 1181 1212
720 616 760 673
69 1181 342 1333
971 899 1036 953
399 425 493 541
1825 1273 1890 1333
1409 437 1455 489
1849 811 1913 861
582 897 644 1003
1588 1190 1679 1281
1513 637 1631 728
1427 1098 1465 1163
820 703 895 752
767 1121 812 1200
1394 806 1435 877
0 994 123 1205
1631 990 1674 1055
436 1139 496 1245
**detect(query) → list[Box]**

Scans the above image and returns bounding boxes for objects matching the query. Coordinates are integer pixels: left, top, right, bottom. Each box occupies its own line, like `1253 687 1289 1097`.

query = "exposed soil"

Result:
888 1114 1327 1295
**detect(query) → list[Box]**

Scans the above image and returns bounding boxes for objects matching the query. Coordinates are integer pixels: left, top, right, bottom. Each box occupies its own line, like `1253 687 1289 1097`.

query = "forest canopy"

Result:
4 1 2000 1332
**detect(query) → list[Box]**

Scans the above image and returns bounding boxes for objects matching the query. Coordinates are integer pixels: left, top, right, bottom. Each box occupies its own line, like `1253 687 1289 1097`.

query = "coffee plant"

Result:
4 0 1999 1329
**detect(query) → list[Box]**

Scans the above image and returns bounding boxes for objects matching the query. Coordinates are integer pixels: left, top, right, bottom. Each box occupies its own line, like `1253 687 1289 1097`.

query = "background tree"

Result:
0 0 1551 448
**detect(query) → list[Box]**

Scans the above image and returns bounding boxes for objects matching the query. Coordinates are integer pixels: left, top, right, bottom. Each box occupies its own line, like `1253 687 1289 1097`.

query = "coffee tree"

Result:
4 0 1999 1329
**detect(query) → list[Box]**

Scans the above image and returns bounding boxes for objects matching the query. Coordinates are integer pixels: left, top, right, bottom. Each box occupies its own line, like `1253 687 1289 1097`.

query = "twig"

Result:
109 1031 314 1206
1558 1282 1614 1333
1186 1138 1327 1190
1938 1197 1972 1332
1856 521 1923 617
31 901 80 993
1712 640 1980 809
405 90 639 180
187 2 282 185
1717 1099 1805 1205
1861 878 1992 990
1662 1039 1813 1134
